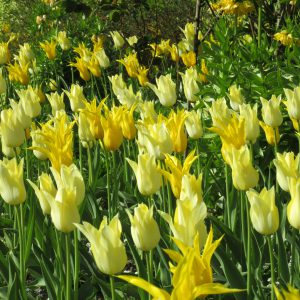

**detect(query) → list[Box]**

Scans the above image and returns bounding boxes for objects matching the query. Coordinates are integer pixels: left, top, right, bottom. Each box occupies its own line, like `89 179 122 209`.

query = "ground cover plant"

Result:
0 0 300 299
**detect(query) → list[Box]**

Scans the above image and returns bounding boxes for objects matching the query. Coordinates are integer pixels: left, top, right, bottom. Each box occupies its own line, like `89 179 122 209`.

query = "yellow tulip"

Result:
28 173 57 215
86 55 101 77
127 203 160 251
274 284 300 300
110 31 125 49
0 41 10 64
287 177 300 230
31 127 48 160
199 58 209 83
17 86 41 118
117 52 140 78
138 101 157 123
94 47 110 69
56 31 71 51
78 111 95 147
126 153 162 196
7 62 30 85
227 145 259 190
185 109 203 139
209 97 231 129
46 92 65 116
40 40 57 60
69 57 91 81
274 152 300 192
228 84 245 111
260 95 283 128
64 84 86 112
180 67 200 102
180 22 196 47
120 105 137 140
0 158 26 205
9 99 31 130
284 85 300 121
147 74 177 107
259 121 280 145
180 173 203 203
181 51 196 67
118 227 243 299
75 215 127 275
109 74 127 98
246 186 279 235
126 35 138 46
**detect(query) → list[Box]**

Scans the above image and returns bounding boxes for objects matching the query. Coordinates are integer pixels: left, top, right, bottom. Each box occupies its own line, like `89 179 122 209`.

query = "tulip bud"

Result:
46 92 65 115
31 128 48 160
209 98 231 129
185 109 203 139
126 153 162 196
17 86 41 118
78 111 95 147
179 174 203 203
228 84 245 111
56 31 71 50
0 158 26 205
260 95 283 127
284 86 300 121
274 152 300 192
287 177 300 229
64 84 86 112
147 74 177 107
94 48 110 69
127 204 160 251
180 67 200 102
110 31 125 49
75 215 127 275
246 186 279 235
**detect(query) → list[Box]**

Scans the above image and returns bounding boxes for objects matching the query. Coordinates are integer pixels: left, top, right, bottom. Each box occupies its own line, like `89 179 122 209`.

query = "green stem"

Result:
290 228 296 285
104 146 112 219
146 250 154 300
246 197 252 299
267 236 275 300
225 163 231 229
258 5 262 49
110 276 116 300
73 229 79 300
65 234 71 300
87 146 93 187
79 141 83 174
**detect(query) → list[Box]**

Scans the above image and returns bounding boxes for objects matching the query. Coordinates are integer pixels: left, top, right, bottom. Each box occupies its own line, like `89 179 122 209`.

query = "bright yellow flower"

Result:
7 62 30 85
209 98 232 129
160 150 198 198
228 84 245 111
149 39 171 57
274 284 300 300
181 51 196 67
287 177 300 230
86 55 101 77
260 95 283 128
56 31 71 50
136 66 149 86
40 40 57 60
118 227 243 299
259 121 280 146
69 57 91 81
118 52 140 78
64 84 86 112
73 42 92 62
168 44 179 62
274 30 296 47
0 40 11 64
200 59 209 83
30 113 74 171
120 104 137 140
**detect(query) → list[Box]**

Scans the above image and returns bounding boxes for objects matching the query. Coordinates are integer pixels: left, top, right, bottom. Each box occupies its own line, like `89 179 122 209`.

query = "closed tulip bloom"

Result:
0 41 10 64
274 152 300 192
179 174 203 203
147 74 176 107
127 153 162 196
1 142 17 158
40 40 57 60
228 84 245 111
17 86 41 118
159 197 207 248
284 85 300 120
19 43 35 64
0 108 25 147
185 109 203 139
9 99 31 129
228 145 259 190
94 48 110 69
78 111 95 147
180 22 196 47
287 178 300 230
209 98 231 129
180 67 200 102
64 84 86 112
31 128 48 160
0 158 26 205
28 173 57 214
46 92 65 116
259 121 280 146
127 203 160 251
239 103 260 143
120 105 137 140
69 57 91 81
109 74 127 97
110 31 125 49
181 51 196 67
56 31 71 50
260 95 283 127
246 186 279 235
75 215 127 275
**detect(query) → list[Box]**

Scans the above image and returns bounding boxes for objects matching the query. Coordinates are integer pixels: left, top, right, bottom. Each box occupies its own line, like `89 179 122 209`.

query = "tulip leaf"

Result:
25 202 36 264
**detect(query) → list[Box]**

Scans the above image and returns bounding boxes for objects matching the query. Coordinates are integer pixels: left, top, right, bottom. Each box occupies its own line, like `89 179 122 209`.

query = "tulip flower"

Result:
185 109 203 139
40 40 57 60
18 43 35 64
287 177 300 230
180 67 200 102
28 173 57 214
138 101 157 123
75 215 127 275
180 22 196 48
56 31 71 50
228 84 245 111
78 111 95 147
7 62 30 85
227 145 259 190
246 186 279 235
69 57 91 81
64 84 86 112
274 284 300 299
86 56 101 77
0 158 26 205
259 121 280 146
273 152 300 192
209 97 232 129
126 203 160 251
126 35 138 46
179 173 203 203
46 92 65 116
9 99 31 129
17 86 41 118
110 31 125 49
31 127 48 160
0 40 11 64
181 51 196 67
284 85 300 121
118 227 242 299
239 103 260 143
126 153 162 196
147 74 177 107
0 108 25 148
120 105 137 140
260 95 283 128
94 47 110 69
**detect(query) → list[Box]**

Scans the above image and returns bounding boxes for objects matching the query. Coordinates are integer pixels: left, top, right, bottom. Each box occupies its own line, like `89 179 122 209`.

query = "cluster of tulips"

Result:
0 2 300 298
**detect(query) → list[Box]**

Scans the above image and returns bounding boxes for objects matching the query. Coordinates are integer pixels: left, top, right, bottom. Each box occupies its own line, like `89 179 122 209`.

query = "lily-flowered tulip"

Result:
17 86 41 118
7 62 30 85
284 85 300 121
110 31 125 49
246 186 279 235
274 152 300 192
9 99 31 129
31 127 48 160
120 105 137 140
28 173 57 214
287 177 300 230
78 111 95 147
126 153 162 196
64 84 86 112
179 174 203 203
69 57 91 81
75 215 127 275
40 40 57 60
260 95 283 128
274 284 300 300
0 158 26 205
239 103 260 143
94 47 110 69
209 98 231 129
127 203 160 251
185 109 203 139
56 31 71 50
159 196 207 248
259 121 280 146
228 84 245 111
180 67 200 102
228 145 259 190
46 92 65 116
147 74 176 107
0 40 11 64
